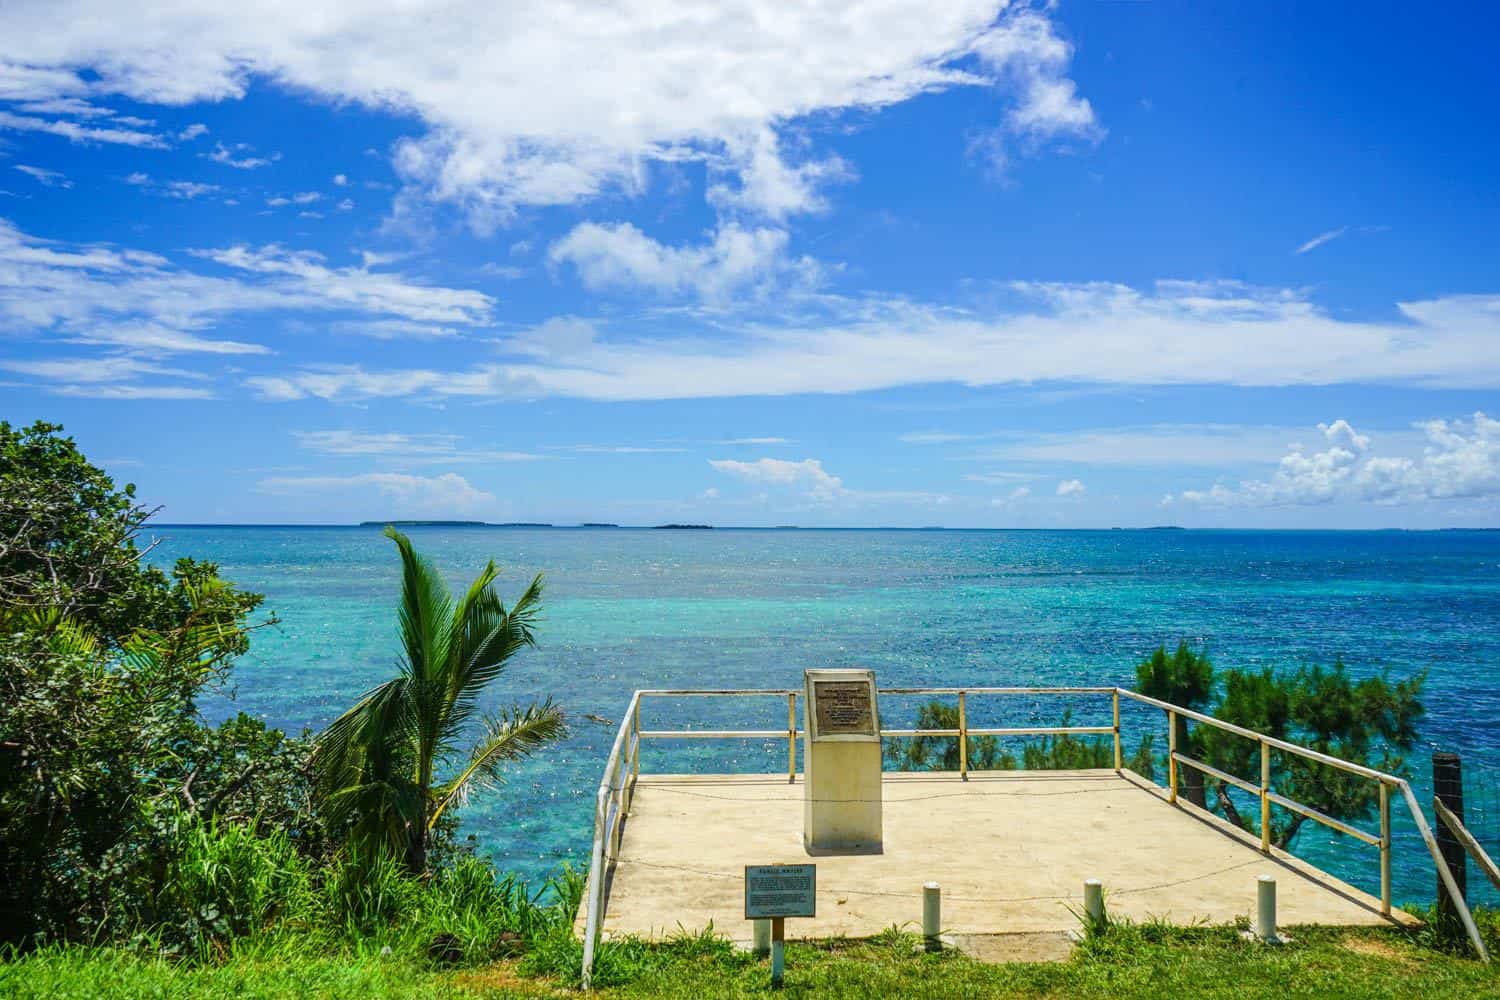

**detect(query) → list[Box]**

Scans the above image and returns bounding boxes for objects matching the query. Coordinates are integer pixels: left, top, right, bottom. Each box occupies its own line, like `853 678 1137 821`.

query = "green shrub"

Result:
158 814 317 956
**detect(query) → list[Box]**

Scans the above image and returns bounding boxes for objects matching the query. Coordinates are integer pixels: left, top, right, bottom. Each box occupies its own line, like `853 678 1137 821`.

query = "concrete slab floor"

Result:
582 769 1414 945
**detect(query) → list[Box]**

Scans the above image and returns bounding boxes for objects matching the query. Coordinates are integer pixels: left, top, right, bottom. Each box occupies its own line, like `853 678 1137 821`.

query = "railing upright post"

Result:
1379 781 1391 916
958 691 969 780
787 692 797 783
1167 709 1178 803
628 698 641 811
1111 689 1122 772
1259 739 1271 854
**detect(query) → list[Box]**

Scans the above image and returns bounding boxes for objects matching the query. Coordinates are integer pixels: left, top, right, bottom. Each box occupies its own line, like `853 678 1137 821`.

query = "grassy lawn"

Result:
4 922 1497 999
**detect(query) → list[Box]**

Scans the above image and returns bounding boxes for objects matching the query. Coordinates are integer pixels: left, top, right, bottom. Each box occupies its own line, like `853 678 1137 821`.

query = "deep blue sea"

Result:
151 526 1500 907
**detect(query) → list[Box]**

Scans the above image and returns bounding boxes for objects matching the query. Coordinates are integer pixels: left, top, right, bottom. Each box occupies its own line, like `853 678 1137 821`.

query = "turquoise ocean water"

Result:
152 526 1500 907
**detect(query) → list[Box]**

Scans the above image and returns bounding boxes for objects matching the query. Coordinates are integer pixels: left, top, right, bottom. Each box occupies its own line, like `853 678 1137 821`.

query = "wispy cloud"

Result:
206 142 279 169
247 281 1500 403
293 430 542 464
0 109 164 147
0 219 501 396
1294 224 1388 255
13 164 71 188
256 471 495 513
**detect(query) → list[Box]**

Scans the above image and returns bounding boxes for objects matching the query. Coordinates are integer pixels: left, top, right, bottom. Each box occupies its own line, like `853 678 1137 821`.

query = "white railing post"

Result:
1255 876 1279 943
923 882 942 950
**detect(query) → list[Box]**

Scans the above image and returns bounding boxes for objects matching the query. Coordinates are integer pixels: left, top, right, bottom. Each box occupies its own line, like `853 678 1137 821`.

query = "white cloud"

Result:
14 164 71 188
194 243 493 324
705 127 852 219
247 281 1500 403
0 1 1091 226
991 485 1030 505
901 431 984 444
206 142 279 169
978 424 1317 467
179 122 208 140
0 109 164 147
968 8 1101 172
963 471 1040 484
549 222 816 300
0 355 214 398
293 429 541 463
701 487 720 500
0 218 497 375
164 180 218 199
720 437 790 445
332 173 348 186
1055 478 1085 497
555 443 685 454
1175 414 1500 508
1295 226 1347 255
710 456 845 499
124 171 150 185
256 471 494 513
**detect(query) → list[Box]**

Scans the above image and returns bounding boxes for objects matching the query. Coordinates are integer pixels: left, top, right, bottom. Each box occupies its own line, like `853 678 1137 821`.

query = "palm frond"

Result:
429 700 567 829
445 572 545 730
385 525 454 686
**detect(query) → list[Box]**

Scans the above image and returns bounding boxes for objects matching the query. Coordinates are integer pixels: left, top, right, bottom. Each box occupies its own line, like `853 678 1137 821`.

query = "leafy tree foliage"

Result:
0 421 268 665
1134 641 1215 806
1134 643 1425 848
313 527 567 875
886 704 1155 777
0 423 291 944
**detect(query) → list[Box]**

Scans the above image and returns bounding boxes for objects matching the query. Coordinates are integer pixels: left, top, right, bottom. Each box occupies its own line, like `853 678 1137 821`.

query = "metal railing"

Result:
578 685 1489 987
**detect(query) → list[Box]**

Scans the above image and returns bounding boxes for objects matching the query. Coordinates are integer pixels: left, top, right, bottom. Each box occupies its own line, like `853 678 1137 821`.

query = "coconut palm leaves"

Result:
314 527 566 874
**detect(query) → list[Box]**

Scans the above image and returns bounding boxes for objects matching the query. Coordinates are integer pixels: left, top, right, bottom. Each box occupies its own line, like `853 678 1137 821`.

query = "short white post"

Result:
1255 875 1278 943
1084 878 1104 931
922 882 941 951
753 918 771 957
770 917 785 987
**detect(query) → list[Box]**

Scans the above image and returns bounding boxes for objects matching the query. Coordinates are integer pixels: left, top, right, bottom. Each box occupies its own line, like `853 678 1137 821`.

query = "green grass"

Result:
4 919 1497 999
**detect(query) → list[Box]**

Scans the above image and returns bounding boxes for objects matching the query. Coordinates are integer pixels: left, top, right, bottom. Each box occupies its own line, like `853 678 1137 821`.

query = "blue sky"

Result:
1 1 1497 527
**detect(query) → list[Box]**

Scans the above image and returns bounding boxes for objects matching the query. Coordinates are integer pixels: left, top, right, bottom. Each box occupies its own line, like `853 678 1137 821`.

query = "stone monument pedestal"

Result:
802 668 882 852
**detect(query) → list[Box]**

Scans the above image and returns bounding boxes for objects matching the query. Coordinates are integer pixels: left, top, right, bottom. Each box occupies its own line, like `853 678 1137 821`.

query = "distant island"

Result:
653 523 713 530
360 520 487 527
358 520 553 528
581 522 620 528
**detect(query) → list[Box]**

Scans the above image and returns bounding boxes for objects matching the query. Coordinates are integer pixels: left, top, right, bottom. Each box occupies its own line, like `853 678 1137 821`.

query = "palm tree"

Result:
314 526 566 874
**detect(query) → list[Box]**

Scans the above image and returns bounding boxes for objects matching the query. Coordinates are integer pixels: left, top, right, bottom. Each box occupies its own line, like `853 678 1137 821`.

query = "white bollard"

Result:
1083 878 1104 930
1255 875 1278 943
922 882 941 950
753 918 770 957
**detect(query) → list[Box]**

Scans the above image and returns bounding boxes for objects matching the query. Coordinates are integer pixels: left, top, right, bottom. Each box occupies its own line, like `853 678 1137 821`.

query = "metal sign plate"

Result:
744 864 817 919
804 668 880 742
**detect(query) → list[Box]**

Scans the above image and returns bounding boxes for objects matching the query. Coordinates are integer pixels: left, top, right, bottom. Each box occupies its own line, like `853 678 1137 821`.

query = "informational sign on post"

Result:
744 863 816 919
745 863 816 988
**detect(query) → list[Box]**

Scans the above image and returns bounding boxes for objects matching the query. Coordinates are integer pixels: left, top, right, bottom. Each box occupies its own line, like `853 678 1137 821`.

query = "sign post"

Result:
745 863 816 989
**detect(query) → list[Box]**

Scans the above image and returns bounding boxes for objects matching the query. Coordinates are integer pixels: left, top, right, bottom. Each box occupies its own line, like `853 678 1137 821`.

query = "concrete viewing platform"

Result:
584 768 1412 945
